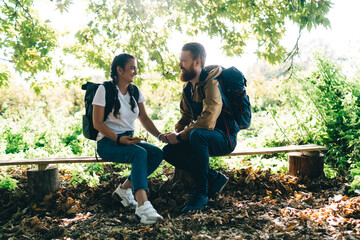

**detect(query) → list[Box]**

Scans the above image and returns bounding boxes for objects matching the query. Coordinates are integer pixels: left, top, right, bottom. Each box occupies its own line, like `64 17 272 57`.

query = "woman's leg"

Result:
122 142 163 205
97 137 150 205
136 142 163 176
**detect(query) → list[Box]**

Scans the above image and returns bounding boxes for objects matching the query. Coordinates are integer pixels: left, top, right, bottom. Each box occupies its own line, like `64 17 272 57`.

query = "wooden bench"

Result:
0 156 111 171
0 144 326 169
0 144 326 199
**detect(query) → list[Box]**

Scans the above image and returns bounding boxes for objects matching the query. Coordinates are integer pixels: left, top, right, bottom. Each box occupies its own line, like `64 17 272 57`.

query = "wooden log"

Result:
27 165 60 200
288 152 324 178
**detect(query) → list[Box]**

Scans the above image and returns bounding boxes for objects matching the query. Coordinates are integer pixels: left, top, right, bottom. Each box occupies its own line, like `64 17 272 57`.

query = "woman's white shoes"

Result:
135 201 163 224
112 186 163 224
112 186 138 209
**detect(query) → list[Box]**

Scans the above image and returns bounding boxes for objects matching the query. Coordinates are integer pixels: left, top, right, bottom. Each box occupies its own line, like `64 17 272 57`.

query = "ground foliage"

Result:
1 164 359 240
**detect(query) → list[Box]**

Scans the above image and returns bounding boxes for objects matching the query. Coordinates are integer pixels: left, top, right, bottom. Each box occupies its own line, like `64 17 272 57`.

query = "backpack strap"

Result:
102 82 140 121
102 81 115 121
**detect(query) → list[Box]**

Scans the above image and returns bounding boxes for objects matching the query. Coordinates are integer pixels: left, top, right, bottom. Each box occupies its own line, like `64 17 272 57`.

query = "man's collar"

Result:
199 69 208 82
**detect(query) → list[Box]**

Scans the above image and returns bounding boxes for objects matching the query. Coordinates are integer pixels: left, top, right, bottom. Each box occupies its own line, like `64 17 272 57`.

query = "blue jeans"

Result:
97 131 163 193
163 128 236 194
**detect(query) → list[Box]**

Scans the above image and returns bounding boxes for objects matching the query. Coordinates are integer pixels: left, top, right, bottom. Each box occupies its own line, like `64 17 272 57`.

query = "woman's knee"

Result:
132 147 148 162
153 146 163 160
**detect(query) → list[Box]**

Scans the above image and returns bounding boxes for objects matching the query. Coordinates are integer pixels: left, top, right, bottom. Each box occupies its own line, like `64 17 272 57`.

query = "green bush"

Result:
0 175 18 190
263 54 360 189
69 163 104 187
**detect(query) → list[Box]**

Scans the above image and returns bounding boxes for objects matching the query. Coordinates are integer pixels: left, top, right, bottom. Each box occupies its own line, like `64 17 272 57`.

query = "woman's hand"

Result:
118 136 141 145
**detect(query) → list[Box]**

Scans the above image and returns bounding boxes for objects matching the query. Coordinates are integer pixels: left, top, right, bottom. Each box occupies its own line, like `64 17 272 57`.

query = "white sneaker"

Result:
112 185 137 209
135 201 163 224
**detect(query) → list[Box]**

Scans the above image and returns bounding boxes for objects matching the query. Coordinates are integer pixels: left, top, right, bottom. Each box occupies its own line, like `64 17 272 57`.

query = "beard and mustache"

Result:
180 64 197 82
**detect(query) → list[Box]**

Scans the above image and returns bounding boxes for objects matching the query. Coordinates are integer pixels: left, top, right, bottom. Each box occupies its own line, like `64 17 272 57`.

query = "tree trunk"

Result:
27 165 60 201
288 152 324 178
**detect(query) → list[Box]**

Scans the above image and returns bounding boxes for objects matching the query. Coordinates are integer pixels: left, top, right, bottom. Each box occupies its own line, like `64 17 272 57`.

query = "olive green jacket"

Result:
175 65 223 141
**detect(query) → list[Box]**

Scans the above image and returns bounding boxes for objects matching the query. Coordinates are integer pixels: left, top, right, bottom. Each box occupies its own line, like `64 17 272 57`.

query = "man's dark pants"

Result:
163 128 235 195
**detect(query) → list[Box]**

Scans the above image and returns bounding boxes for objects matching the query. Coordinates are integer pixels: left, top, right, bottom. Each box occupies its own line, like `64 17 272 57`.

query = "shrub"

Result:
264 54 360 189
0 175 18 190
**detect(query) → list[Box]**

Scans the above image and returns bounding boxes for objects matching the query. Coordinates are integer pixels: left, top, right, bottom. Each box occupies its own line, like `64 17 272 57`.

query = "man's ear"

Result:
195 58 202 68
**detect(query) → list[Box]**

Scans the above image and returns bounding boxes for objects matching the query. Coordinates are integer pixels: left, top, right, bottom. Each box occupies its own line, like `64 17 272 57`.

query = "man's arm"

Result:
179 79 222 141
175 90 193 132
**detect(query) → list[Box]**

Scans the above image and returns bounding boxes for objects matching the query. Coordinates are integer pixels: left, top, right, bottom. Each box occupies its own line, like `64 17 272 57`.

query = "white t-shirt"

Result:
92 84 145 141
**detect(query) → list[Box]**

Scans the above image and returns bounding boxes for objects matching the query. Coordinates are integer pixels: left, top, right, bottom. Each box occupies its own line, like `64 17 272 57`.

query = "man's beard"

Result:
180 65 197 82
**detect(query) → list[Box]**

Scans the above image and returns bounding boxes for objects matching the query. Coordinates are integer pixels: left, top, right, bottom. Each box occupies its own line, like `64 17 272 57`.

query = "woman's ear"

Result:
117 66 123 75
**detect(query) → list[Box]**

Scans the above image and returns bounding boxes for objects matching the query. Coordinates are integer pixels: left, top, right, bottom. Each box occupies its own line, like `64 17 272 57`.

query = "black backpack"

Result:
215 66 252 129
81 81 140 140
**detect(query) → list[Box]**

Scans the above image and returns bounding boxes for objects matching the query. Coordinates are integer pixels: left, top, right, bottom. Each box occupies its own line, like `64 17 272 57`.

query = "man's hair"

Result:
182 42 206 68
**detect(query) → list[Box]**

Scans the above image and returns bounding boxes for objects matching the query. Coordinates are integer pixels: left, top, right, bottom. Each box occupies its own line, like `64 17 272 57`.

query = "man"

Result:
163 42 239 213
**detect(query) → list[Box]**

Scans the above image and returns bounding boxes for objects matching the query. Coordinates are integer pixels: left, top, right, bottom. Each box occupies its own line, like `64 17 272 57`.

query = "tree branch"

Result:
129 0 166 76
283 27 302 77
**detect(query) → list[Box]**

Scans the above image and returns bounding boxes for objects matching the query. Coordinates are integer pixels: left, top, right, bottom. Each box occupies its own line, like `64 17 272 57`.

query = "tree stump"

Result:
173 168 195 189
27 165 60 200
288 152 324 178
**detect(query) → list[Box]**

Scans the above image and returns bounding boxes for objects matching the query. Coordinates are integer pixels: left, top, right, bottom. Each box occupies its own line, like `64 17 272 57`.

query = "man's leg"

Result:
188 128 233 195
163 142 194 171
179 128 232 212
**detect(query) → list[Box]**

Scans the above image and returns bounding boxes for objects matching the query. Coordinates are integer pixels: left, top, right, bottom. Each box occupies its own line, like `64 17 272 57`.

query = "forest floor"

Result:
1 164 359 240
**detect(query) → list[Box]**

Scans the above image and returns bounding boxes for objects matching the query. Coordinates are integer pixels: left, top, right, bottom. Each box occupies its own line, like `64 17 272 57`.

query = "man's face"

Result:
179 50 197 82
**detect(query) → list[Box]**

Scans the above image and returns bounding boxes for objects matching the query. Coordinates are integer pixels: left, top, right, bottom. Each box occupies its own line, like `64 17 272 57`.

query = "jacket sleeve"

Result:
175 90 193 132
180 79 222 140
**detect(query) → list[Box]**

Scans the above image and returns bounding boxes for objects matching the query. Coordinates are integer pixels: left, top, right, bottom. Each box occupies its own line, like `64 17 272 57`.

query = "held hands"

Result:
158 133 170 144
164 132 180 145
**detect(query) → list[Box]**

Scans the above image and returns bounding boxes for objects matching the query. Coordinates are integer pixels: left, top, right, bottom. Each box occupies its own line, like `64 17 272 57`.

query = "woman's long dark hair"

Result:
110 53 137 118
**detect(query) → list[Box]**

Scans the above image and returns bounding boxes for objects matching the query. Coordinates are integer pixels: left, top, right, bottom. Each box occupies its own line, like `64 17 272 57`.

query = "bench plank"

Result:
0 157 108 166
0 145 327 167
227 144 327 156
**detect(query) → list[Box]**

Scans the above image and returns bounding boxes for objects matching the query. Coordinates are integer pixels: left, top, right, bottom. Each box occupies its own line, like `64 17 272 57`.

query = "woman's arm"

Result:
93 105 118 142
93 104 139 145
138 102 168 143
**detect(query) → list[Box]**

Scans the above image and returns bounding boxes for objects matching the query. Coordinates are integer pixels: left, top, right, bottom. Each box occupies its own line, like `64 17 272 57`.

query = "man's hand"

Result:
165 132 180 145
158 133 169 143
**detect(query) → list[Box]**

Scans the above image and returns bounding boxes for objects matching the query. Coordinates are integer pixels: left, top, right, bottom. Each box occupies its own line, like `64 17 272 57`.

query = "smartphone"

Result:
129 136 145 141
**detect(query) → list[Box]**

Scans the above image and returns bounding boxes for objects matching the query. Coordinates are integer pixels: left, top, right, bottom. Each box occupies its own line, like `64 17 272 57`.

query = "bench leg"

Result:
288 152 324 178
27 165 60 201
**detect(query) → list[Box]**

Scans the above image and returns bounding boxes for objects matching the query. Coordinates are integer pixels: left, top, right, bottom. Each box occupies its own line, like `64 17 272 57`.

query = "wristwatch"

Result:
176 134 182 142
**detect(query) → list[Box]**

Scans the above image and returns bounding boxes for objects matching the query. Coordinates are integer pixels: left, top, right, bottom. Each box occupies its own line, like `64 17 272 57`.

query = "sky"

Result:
34 0 360 77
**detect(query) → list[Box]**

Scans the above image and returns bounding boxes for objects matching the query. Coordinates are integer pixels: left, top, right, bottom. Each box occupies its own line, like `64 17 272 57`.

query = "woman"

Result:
92 53 167 224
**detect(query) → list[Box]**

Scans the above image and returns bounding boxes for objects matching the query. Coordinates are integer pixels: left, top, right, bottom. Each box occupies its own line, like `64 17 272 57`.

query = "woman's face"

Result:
118 58 137 84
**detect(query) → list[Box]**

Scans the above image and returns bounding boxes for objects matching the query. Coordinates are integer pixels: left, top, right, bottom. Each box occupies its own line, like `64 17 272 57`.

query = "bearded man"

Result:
163 42 240 213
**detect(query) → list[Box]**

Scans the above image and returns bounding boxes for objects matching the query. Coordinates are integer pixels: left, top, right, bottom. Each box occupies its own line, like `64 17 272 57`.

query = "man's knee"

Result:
162 144 171 158
163 144 181 166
